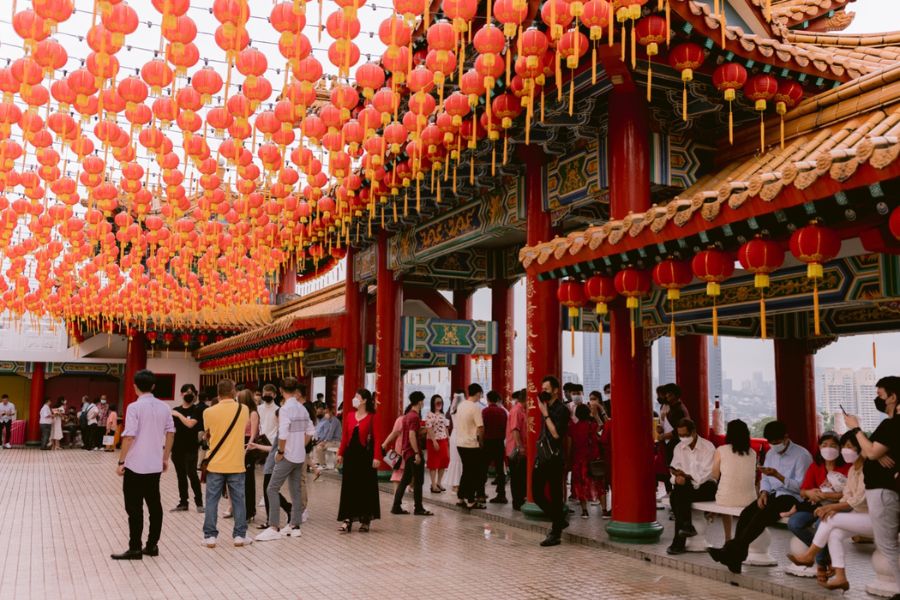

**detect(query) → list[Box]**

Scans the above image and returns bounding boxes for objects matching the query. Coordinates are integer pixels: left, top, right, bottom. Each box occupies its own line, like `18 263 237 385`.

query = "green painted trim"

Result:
521 502 549 520
605 520 664 544
377 470 392 481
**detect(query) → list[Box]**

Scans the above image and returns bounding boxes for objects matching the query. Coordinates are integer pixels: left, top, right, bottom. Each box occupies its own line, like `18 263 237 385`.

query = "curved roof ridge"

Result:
786 30 900 47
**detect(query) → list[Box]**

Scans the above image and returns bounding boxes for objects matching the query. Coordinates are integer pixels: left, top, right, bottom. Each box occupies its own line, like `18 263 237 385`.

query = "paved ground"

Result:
0 449 780 600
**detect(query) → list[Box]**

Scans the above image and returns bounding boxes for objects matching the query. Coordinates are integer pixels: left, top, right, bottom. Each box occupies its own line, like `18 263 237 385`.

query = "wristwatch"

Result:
276 450 285 455
117 460 125 465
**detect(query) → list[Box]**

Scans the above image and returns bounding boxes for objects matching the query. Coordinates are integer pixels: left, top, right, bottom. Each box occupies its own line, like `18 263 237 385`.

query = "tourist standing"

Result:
455 384 485 510
482 390 508 504
255 378 313 541
425 395 450 493
104 404 119 452
50 399 64 450
86 397 100 450
337 389 382 532
533 376 569 547
257 384 279 442
391 391 433 516
95 396 109 451
111 370 175 560
0 395 15 448
445 391 465 492
39 398 53 450
666 418 717 555
711 419 757 542
236 390 259 524
202 379 251 548
844 375 900 593
505 389 527 510
568 403 603 519
170 384 205 513
314 404 342 468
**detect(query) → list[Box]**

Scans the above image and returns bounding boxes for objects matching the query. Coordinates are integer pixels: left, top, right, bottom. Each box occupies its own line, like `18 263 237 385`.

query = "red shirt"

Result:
800 461 850 490
338 411 383 460
482 404 508 441
400 410 423 459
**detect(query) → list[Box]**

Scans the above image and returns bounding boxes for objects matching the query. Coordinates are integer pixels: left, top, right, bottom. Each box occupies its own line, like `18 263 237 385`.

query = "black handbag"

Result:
535 429 560 467
246 434 270 464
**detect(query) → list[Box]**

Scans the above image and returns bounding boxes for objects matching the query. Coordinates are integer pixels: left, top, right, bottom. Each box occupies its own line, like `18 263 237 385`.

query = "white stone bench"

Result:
866 548 900 597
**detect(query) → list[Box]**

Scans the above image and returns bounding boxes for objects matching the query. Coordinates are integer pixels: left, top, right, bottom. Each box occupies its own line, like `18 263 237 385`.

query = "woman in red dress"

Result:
336 388 382 533
425 395 450 493
569 404 604 518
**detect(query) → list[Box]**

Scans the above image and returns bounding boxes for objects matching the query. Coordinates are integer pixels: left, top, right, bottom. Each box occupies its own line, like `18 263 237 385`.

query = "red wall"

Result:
45 375 121 411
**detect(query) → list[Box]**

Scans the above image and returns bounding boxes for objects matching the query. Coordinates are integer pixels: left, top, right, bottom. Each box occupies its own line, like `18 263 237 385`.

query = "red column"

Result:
300 372 314 400
277 264 297 298
520 147 561 510
450 289 473 392
324 375 338 406
122 332 147 418
342 247 366 418
491 279 514 402
605 84 662 543
676 335 710 439
375 232 402 456
27 362 45 443
775 338 817 452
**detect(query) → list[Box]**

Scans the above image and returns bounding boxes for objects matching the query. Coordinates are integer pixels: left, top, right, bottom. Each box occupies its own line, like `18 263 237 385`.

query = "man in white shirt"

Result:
667 418 717 555
86 398 101 451
256 377 314 542
257 384 279 442
0 395 16 448
39 399 53 450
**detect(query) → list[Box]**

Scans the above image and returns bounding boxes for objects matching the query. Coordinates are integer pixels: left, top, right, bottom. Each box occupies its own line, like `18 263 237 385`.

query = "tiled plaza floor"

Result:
0 448 780 600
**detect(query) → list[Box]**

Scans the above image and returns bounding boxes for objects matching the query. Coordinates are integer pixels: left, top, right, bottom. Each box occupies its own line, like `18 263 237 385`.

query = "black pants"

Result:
123 468 162 551
457 446 483 503
40 424 51 449
670 480 718 545
0 421 11 445
92 424 103 448
483 439 507 499
509 452 526 508
172 446 202 506
262 473 292 525
726 494 798 560
392 455 425 511
533 456 566 534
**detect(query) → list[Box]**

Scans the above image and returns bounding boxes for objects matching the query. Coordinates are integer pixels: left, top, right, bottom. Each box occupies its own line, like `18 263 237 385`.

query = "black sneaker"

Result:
666 543 687 555
390 507 409 515
111 549 143 560
489 496 508 504
170 504 189 512
678 524 698 538
539 532 561 547
141 545 159 557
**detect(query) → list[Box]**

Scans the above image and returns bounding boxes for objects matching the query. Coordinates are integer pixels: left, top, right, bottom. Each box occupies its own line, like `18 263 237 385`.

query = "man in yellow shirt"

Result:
202 379 251 548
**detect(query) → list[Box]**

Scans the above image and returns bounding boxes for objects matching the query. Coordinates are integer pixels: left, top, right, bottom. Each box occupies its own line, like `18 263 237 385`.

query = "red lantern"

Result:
557 279 586 355
614 268 650 357
584 275 616 354
744 74 778 153
635 15 666 100
668 43 704 122
691 249 734 345
789 223 841 336
712 62 747 144
738 237 784 339
652 258 692 354
774 79 803 150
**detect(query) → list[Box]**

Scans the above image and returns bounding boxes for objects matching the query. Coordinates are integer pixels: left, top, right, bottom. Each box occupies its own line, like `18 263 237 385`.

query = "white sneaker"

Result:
254 527 283 542
203 536 217 548
3 444 10 449
301 509 309 523
287 526 302 538
233 535 253 547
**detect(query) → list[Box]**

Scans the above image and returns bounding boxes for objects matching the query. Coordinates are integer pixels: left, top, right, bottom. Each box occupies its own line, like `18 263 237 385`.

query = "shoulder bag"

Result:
200 404 242 483
535 428 560 467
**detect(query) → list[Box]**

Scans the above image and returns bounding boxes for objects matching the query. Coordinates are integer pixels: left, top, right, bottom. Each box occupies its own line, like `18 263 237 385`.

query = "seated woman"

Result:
711 419 757 541
784 431 850 581
787 431 868 592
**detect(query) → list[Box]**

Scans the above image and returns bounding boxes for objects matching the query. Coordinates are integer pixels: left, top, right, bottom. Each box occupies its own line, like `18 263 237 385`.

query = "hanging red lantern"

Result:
743 73 778 153
635 15 666 100
557 279 586 355
614 268 650 357
773 79 803 150
584 274 617 354
652 258 692 355
789 223 841 336
667 43 704 123
737 237 784 340
557 27 589 116
712 62 747 145
691 248 734 346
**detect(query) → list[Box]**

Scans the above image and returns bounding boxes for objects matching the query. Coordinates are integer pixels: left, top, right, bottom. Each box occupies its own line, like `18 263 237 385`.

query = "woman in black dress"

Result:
337 389 382 532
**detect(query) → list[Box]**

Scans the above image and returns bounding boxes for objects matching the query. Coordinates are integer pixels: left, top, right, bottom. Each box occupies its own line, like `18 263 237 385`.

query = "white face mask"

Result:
572 394 584 404
100 399 107 404
351 396 361 409
841 448 859 463
819 446 840 462
679 436 693 446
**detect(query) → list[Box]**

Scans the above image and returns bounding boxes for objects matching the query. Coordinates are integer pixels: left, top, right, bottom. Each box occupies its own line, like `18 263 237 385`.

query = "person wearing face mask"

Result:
787 431 870 591
257 384 279 443
95 396 109 451
844 375 900 598
170 384 205 513
313 404 342 468
783 431 849 580
708 420 812 574
666 418 717 555
336 389 382 532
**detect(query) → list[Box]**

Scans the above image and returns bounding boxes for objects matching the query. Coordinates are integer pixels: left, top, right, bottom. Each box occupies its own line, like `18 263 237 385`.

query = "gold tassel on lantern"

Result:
873 337 877 368
755 273 769 339
596 302 607 355
667 288 679 358
568 307 578 356
776 101 787 150
809 262 822 336
707 281 721 346
626 296 638 357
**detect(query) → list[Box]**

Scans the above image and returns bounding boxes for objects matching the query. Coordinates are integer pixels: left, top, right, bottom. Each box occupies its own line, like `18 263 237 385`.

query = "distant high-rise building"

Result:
855 368 881 431
724 378 733 394
821 367 883 432
656 337 676 386
562 371 580 386
582 332 611 395
708 337 723 402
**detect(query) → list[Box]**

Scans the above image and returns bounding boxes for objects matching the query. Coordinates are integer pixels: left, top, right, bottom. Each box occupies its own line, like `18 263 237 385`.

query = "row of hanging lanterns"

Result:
199 337 312 377
556 222 842 357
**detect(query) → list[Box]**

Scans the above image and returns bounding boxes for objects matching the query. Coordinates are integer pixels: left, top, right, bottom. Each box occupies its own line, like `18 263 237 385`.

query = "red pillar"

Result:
300 372 314 400
491 279 514 402
277 264 297 298
342 247 366 419
450 289 473 392
775 338 817 452
676 335 710 439
27 362 45 443
520 147 561 510
605 84 662 543
122 332 147 418
324 375 338 406
375 232 402 457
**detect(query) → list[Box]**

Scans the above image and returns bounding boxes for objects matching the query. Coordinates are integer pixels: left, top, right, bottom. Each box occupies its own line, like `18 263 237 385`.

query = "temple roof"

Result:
751 0 856 32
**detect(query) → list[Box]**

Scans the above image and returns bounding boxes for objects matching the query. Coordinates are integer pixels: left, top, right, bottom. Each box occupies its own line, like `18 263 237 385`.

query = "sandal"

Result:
314 469 322 481
414 509 434 516
430 486 441 493
338 520 352 533
359 522 370 532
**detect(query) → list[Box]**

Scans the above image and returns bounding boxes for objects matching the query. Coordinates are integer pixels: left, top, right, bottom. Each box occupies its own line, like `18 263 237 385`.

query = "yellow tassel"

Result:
491 144 496 176
873 338 877 368
682 81 688 122
760 290 767 339
470 154 474 184
392 199 397 222
813 278 820 336
505 45 511 89
765 0 771 21
570 322 575 356
712 298 719 346
608 10 613 47
728 100 733 145
647 62 653 102
569 70 574 116
669 298 676 357
592 45 597 85
630 20 636 68
665 1 670 45
780 114 785 150
629 308 636 358
760 113 766 153
598 320 604 355
541 87 545 122
416 178 421 212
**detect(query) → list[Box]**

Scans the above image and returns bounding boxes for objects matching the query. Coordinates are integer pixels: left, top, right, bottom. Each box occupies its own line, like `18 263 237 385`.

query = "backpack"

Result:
79 409 89 428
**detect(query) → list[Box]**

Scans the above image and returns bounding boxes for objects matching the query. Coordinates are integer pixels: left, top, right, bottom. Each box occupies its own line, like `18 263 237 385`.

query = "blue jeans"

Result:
788 509 829 565
203 472 246 539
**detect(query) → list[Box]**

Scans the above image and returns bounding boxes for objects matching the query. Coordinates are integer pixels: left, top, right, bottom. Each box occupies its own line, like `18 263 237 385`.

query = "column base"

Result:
605 519 664 544
376 470 392 481
520 502 570 521
25 441 41 447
